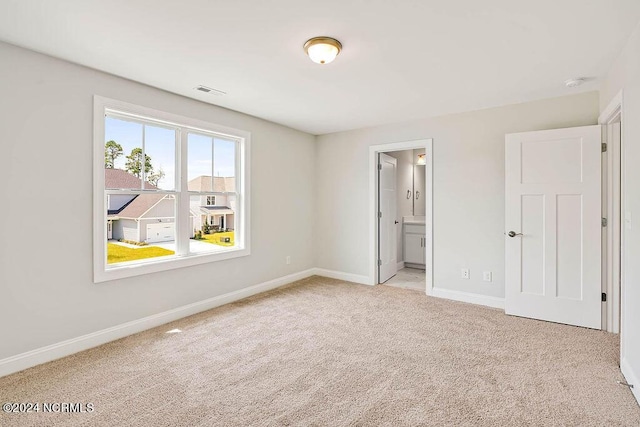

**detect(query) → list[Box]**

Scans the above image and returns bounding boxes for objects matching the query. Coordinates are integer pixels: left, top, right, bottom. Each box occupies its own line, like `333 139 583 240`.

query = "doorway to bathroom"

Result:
369 139 433 294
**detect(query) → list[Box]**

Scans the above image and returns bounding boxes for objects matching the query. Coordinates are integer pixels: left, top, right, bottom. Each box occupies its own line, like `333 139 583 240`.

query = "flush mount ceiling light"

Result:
303 37 342 65
564 78 586 88
417 154 426 165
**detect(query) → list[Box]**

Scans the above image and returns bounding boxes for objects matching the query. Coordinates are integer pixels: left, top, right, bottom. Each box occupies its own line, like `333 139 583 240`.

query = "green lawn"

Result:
107 243 175 264
107 232 234 264
201 231 235 247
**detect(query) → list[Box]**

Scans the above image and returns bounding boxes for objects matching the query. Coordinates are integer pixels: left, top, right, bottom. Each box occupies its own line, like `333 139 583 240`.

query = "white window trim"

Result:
93 96 251 283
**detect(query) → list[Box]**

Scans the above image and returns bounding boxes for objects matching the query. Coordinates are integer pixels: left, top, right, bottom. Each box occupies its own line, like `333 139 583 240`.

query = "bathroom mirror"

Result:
412 149 426 216
413 164 425 215
386 148 426 217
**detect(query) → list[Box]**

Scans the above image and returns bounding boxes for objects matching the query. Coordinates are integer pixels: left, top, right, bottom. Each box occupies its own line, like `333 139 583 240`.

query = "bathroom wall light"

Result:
303 37 342 64
417 154 426 165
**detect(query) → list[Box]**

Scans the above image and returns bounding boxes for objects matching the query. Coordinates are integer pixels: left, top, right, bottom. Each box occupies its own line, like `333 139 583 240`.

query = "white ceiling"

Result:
1 1 639 135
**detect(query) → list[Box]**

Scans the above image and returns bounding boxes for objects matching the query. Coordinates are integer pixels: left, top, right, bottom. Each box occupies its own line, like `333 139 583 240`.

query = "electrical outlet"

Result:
461 268 470 279
483 271 492 282
286 256 291 265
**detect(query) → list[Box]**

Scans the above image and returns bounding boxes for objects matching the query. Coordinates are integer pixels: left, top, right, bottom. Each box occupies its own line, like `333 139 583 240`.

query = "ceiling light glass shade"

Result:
304 37 342 64
417 154 426 165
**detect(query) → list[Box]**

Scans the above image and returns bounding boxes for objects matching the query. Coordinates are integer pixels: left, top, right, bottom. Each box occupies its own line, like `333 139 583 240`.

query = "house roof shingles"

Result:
105 170 234 220
105 168 157 190
188 176 236 193
118 194 169 219
105 169 166 219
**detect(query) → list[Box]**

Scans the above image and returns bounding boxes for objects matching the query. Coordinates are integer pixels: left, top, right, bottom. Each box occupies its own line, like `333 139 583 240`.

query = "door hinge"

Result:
602 143 607 153
602 292 607 302
378 259 382 266
378 211 382 218
378 163 382 170
602 218 608 227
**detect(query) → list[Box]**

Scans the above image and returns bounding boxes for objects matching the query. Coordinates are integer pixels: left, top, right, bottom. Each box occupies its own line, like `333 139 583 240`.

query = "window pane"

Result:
105 117 149 189
106 193 176 265
144 124 176 191
189 194 237 254
214 138 236 192
187 133 213 191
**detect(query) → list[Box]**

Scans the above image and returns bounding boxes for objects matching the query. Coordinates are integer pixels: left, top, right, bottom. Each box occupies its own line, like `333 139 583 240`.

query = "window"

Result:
94 96 250 282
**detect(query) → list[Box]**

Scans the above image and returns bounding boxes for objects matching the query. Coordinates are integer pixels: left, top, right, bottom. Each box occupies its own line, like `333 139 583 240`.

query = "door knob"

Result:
507 231 523 237
394 220 399 224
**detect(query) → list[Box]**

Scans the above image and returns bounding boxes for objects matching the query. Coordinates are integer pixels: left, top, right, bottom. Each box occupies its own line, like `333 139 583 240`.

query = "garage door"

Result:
146 223 175 243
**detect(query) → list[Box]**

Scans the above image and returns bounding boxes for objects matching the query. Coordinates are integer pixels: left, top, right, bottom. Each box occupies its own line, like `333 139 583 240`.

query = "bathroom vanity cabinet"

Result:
404 223 426 267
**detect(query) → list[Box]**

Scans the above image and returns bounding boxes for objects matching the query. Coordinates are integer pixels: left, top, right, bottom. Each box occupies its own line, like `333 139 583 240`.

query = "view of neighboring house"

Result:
106 169 177 244
188 175 236 234
105 169 236 244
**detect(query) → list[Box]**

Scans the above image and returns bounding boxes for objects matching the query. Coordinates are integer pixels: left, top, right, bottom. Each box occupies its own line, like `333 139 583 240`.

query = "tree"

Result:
104 140 123 168
147 167 166 186
125 147 153 178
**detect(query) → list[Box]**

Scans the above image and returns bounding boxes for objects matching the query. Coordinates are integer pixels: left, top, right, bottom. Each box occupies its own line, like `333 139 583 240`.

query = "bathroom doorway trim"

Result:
369 138 433 294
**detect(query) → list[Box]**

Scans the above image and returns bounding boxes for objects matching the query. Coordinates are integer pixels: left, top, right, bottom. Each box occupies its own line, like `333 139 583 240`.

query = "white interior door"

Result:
505 125 602 329
379 153 398 283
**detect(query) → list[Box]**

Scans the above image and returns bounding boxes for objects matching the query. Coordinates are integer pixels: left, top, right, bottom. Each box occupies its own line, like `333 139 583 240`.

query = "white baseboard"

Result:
396 261 405 270
431 287 505 309
313 268 372 286
0 268 316 378
621 357 640 405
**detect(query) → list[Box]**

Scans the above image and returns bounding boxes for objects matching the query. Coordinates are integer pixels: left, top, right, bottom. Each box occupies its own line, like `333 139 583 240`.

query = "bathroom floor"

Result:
382 267 426 291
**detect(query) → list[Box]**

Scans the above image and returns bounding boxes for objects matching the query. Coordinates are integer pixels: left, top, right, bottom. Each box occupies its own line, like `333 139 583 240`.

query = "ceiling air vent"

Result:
194 85 226 96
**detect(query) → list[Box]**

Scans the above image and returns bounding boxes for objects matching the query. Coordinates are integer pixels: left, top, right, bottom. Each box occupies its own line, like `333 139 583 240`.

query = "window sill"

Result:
94 247 250 283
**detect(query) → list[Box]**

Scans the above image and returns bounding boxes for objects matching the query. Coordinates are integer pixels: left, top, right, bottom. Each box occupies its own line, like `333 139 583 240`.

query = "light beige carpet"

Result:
1 276 638 427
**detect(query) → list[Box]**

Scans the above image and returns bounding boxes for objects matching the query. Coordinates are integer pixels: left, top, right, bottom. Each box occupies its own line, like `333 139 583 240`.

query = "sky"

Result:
105 116 236 190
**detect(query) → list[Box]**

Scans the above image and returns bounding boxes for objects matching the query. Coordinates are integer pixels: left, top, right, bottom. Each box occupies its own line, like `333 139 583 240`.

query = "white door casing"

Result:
603 122 622 333
379 153 398 283
505 125 602 329
369 139 433 292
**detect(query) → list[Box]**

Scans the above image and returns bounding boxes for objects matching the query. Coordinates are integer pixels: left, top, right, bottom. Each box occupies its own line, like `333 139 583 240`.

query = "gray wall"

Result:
1 38 625 381
0 41 316 360
315 91 599 298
